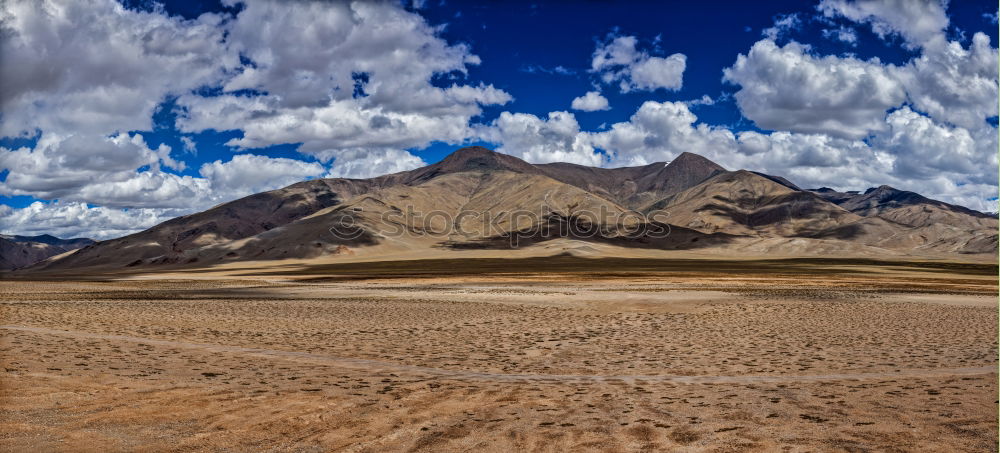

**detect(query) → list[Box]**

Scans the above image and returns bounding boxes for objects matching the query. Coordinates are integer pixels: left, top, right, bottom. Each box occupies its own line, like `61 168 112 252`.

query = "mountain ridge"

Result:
0 234 95 270
16 146 997 272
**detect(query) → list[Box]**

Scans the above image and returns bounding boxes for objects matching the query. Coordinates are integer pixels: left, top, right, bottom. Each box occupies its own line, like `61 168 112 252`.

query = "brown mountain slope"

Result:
395 146 542 184
0 235 94 270
532 161 662 206
535 151 725 208
643 170 861 237
35 178 386 270
151 170 643 264
26 146 997 272
633 152 727 202
809 187 862 204
808 216 998 255
841 185 997 230
801 185 998 254
36 147 732 271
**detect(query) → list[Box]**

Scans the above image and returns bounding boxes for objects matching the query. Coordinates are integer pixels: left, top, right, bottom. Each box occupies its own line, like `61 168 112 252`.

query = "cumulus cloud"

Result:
0 0 231 233
199 154 326 195
480 111 604 166
719 1 997 210
324 148 426 179
818 0 949 49
816 1 998 131
0 132 329 213
590 101 738 167
177 0 511 166
892 33 999 130
731 130 888 189
876 107 996 183
0 132 192 206
480 98 997 211
0 0 996 238
571 91 610 112
723 3 998 197
591 35 686 92
723 39 906 139
0 0 518 237
1 0 510 182
0 0 232 137
0 201 177 240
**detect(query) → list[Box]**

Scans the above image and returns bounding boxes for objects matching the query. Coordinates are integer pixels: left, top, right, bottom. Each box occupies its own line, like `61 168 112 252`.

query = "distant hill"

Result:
24 146 997 273
0 234 94 270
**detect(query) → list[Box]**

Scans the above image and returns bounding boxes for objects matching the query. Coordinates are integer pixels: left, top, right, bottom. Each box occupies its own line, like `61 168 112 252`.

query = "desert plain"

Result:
1 254 997 452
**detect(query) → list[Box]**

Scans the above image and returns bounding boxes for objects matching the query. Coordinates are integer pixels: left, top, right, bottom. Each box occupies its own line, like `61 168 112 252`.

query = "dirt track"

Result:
3 325 994 386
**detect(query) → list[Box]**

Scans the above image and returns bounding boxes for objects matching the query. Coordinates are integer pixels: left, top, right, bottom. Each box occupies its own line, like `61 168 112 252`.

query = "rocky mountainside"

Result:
26 147 997 272
839 185 996 229
642 170 861 237
0 234 94 270
535 151 725 208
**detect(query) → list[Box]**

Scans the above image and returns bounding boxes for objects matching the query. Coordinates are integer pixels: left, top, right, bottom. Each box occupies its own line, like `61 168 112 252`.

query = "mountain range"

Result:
0 234 94 270
16 146 998 272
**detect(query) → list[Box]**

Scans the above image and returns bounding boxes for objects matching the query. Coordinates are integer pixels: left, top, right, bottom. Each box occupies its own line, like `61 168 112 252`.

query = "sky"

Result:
0 0 997 239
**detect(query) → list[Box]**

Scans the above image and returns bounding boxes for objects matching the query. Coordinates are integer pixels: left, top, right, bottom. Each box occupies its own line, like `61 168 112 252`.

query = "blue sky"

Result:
0 0 997 238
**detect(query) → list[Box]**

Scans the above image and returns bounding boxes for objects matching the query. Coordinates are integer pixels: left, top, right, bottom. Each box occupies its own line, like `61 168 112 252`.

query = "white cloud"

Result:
892 32 999 130
817 1 998 131
762 13 802 41
0 0 516 239
324 148 426 179
732 130 889 190
178 0 511 168
721 15 997 205
480 98 997 211
0 0 232 137
180 136 197 154
684 95 716 107
521 64 575 75
590 101 738 167
591 35 686 92
0 130 330 212
0 0 996 239
0 132 191 206
199 154 326 195
480 111 604 166
723 39 906 139
0 201 176 240
877 106 996 183
818 0 949 49
482 101 867 181
571 91 610 112
822 25 859 45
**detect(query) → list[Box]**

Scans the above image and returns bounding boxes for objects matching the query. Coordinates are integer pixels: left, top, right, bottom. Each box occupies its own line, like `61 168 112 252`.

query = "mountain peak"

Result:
864 185 898 195
635 152 726 197
849 185 932 214
667 152 725 171
444 145 498 158
436 146 538 173
401 146 540 184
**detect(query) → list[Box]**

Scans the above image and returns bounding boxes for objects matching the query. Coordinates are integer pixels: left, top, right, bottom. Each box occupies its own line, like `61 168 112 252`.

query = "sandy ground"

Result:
0 258 997 452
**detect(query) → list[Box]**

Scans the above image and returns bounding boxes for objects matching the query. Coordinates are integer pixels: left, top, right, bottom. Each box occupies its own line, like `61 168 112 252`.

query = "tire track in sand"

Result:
3 325 995 384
